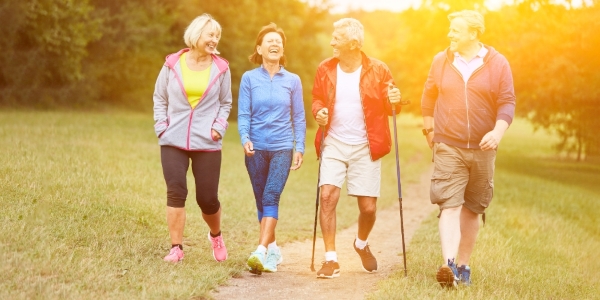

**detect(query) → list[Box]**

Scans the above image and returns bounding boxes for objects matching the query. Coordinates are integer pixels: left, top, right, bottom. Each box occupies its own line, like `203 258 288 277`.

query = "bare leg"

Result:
457 206 479 266
202 207 222 236
167 206 186 244
259 217 278 247
320 184 341 252
357 196 377 241
439 206 462 262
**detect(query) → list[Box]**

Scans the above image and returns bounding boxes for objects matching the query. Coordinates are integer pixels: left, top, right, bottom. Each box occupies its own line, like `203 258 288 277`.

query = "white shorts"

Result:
319 135 381 197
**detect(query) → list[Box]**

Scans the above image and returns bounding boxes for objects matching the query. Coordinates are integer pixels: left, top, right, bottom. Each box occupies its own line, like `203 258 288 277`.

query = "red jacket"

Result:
311 52 400 161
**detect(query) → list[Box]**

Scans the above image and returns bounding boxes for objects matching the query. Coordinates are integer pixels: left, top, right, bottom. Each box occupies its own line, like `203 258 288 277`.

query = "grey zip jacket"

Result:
153 48 232 151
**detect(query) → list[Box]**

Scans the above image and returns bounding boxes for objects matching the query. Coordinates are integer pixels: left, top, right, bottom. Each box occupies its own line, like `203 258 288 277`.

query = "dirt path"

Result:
212 166 435 300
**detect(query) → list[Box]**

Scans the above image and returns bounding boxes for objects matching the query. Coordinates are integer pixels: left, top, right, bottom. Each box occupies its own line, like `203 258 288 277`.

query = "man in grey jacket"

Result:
421 10 516 287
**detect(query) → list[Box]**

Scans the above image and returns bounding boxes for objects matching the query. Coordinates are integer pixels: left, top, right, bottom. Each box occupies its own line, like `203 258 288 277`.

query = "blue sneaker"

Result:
247 251 265 275
458 265 471 286
263 247 283 272
436 258 459 288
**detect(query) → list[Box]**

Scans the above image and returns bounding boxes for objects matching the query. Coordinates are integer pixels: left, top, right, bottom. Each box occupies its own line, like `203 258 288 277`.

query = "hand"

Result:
211 129 222 141
290 152 303 170
426 132 434 149
316 108 328 126
479 130 503 151
243 141 255 157
388 83 402 105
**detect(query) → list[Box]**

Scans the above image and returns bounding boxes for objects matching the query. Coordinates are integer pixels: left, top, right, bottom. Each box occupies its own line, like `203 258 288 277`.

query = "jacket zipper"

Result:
448 58 486 148
171 60 227 150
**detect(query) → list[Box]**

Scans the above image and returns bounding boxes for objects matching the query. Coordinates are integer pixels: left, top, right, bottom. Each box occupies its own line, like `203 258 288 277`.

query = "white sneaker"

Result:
263 248 282 272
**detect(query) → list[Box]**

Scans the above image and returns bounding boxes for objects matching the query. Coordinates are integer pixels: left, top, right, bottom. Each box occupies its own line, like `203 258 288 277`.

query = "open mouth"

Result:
269 49 279 54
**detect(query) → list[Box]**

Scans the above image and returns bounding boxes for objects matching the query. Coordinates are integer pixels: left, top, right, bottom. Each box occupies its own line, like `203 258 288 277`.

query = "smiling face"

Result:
447 17 477 54
197 24 220 55
257 31 284 64
330 27 354 59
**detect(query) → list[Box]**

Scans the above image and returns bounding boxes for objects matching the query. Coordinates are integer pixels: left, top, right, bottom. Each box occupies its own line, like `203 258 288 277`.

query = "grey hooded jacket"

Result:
153 49 232 151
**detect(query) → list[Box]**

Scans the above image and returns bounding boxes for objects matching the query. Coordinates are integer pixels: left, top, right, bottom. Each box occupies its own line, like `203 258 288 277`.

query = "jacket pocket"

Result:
189 112 220 148
440 108 468 142
159 111 187 146
154 120 168 138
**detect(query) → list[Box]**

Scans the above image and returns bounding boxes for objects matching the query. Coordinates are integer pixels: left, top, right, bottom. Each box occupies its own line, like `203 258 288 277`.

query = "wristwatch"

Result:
422 128 434 135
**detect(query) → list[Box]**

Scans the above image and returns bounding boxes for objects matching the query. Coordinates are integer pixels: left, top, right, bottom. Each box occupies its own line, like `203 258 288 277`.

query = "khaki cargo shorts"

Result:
430 142 496 214
319 135 381 197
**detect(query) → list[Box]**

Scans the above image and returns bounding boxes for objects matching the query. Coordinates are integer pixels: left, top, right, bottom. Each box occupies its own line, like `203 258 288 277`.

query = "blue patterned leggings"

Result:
244 149 292 221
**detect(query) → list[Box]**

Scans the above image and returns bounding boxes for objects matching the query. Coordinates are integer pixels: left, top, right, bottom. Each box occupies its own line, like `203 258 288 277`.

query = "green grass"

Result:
0 111 429 299
369 118 600 299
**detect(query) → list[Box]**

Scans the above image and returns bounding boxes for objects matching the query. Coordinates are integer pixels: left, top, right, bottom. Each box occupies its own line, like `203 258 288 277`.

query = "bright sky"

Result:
327 0 421 13
325 0 588 13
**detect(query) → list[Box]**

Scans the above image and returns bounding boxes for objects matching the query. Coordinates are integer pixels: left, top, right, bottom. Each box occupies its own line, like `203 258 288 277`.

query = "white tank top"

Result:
329 64 367 145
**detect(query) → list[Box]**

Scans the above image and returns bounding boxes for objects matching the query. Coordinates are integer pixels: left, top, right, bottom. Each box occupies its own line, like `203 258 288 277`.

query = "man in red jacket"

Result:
421 10 516 287
311 17 402 279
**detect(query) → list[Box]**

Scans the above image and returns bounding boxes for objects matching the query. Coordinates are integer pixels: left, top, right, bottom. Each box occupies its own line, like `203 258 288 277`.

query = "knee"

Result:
320 194 337 212
360 205 377 216
198 197 220 215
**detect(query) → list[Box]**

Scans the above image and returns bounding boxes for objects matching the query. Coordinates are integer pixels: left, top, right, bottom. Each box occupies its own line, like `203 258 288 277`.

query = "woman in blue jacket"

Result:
238 23 306 275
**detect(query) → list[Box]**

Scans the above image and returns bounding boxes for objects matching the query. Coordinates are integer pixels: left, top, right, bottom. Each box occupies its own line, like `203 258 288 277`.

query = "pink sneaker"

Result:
208 232 228 262
163 246 184 263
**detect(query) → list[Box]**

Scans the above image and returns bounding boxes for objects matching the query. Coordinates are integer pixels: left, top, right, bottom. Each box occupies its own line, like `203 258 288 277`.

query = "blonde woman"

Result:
153 14 232 263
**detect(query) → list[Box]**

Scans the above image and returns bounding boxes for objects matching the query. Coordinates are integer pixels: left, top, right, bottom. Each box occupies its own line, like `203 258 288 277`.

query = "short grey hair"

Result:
333 18 364 48
183 14 222 54
448 10 485 37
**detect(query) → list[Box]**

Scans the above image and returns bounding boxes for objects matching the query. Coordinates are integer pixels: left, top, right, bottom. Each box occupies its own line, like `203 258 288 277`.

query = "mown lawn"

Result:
0 110 429 299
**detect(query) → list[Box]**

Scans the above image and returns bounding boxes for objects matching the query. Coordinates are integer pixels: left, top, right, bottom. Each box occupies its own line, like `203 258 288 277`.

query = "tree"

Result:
491 1 600 160
85 0 179 109
0 0 101 107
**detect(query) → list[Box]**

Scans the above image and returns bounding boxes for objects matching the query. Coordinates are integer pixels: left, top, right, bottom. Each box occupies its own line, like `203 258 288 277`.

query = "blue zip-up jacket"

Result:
238 66 306 154
153 48 232 151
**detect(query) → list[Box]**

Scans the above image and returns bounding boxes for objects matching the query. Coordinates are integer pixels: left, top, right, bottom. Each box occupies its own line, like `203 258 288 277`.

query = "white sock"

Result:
268 241 278 250
325 251 338 262
355 237 368 250
256 245 267 254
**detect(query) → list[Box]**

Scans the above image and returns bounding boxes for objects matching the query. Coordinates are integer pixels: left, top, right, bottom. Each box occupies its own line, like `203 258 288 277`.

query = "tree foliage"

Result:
0 0 101 107
0 0 597 159
488 0 600 159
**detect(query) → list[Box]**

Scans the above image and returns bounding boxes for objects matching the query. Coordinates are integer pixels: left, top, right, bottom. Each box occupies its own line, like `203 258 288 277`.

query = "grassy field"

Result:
369 118 600 299
0 110 429 299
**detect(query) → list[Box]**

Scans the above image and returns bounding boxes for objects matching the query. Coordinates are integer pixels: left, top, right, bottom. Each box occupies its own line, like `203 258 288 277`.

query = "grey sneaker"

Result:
436 259 459 288
263 247 282 273
458 265 471 286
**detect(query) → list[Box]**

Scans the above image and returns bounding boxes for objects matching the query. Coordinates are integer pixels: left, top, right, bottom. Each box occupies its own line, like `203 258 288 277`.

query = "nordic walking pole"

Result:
310 125 326 271
391 84 409 277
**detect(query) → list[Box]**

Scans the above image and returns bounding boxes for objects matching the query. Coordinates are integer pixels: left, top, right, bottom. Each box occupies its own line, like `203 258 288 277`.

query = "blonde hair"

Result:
448 10 485 37
333 18 364 48
183 14 222 54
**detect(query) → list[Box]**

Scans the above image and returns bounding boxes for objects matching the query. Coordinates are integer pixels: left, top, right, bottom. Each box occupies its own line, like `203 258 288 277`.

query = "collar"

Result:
453 43 488 59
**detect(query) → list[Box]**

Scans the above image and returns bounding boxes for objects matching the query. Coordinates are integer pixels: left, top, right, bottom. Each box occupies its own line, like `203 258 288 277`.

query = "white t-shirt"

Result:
329 64 367 145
